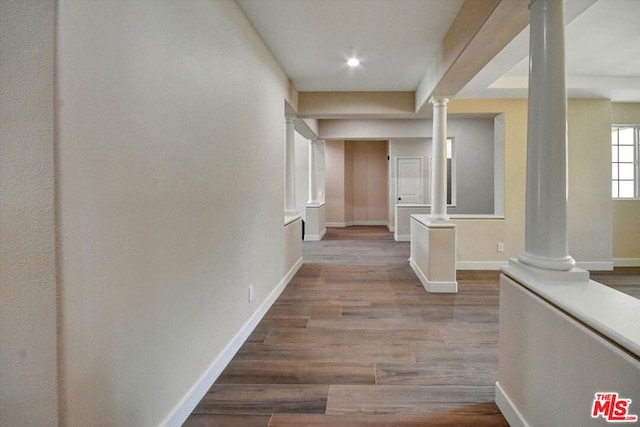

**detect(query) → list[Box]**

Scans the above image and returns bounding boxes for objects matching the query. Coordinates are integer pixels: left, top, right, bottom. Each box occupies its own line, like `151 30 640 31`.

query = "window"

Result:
611 126 639 199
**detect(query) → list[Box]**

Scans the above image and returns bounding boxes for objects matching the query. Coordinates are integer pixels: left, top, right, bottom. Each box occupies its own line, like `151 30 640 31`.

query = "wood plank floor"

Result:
592 267 640 299
185 226 639 426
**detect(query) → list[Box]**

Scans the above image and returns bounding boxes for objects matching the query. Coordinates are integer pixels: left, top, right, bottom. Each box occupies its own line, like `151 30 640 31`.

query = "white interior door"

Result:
396 157 423 204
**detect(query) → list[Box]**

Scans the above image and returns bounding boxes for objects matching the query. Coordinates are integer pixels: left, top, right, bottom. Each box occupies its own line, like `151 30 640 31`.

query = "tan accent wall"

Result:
447 99 528 264
567 99 613 266
298 91 415 118
612 103 640 261
325 140 346 224
325 140 388 225
448 98 614 268
349 141 389 223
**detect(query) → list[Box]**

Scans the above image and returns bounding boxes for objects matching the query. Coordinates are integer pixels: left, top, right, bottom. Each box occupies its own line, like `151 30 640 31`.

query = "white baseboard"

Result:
495 381 529 427
454 261 619 271
613 258 640 267
409 257 457 293
455 261 617 271
577 261 614 271
304 228 326 241
456 261 506 270
348 221 388 226
325 222 346 228
326 221 389 228
394 234 410 242
161 257 303 427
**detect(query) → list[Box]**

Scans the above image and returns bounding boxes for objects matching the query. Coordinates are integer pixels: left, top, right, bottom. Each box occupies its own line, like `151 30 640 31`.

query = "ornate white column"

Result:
284 117 297 216
517 0 576 272
307 139 320 205
430 96 449 221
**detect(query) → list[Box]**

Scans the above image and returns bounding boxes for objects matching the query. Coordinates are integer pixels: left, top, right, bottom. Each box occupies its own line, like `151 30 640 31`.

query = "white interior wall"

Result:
448 119 494 214
387 117 495 231
55 1 298 425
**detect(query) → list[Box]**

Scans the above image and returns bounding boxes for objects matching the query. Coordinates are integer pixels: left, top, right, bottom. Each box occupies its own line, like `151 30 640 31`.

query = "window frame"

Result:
611 125 640 200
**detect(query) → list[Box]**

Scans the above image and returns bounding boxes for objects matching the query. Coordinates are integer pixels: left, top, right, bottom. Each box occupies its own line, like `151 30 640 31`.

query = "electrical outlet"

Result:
497 242 504 252
248 285 254 303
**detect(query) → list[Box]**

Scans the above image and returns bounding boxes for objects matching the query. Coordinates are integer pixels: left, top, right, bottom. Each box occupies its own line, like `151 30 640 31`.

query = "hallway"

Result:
185 227 508 426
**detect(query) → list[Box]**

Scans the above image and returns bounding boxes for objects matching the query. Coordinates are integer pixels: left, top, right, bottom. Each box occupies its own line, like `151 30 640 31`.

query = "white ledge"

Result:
503 259 640 359
305 203 326 209
396 205 504 220
411 214 456 228
450 214 505 219
284 215 302 226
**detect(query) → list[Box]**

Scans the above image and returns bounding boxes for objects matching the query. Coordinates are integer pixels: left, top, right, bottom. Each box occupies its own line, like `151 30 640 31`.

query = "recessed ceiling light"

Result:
347 57 360 67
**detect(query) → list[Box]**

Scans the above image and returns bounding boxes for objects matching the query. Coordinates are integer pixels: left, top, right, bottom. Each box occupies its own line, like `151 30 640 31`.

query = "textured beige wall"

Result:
613 201 640 260
325 140 346 224
567 99 613 267
344 142 355 223
612 102 640 125
298 91 415 118
447 98 614 268
348 141 389 223
0 1 59 425
611 103 640 262
325 140 389 225
448 99 528 263
55 0 295 425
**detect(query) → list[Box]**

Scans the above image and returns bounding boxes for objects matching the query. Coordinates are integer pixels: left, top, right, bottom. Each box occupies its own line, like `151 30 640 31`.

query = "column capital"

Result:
311 138 325 145
429 96 449 107
285 116 296 125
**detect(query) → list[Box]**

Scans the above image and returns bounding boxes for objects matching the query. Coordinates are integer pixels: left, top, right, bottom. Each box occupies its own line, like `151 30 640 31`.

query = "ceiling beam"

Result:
297 91 416 119
415 0 530 115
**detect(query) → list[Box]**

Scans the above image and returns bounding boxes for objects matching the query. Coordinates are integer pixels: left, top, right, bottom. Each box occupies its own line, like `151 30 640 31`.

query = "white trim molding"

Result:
304 228 326 241
410 257 458 293
325 222 346 228
326 221 389 228
576 261 614 271
284 214 302 226
495 381 529 427
395 233 410 242
456 261 507 270
614 258 640 267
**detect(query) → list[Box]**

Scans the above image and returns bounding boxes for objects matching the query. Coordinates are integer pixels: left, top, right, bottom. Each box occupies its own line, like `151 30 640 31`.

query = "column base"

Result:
428 214 449 221
503 258 589 285
517 251 576 271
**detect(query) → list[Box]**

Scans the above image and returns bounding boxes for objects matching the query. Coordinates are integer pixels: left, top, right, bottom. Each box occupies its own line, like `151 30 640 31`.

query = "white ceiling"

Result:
237 0 640 102
237 0 464 91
